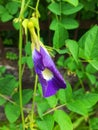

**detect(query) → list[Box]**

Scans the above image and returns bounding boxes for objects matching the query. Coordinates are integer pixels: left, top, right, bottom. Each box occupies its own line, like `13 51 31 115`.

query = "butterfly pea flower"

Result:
27 20 66 97
32 45 66 97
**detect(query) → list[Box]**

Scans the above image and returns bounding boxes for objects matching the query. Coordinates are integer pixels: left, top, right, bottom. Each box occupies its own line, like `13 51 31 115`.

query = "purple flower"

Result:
32 46 66 97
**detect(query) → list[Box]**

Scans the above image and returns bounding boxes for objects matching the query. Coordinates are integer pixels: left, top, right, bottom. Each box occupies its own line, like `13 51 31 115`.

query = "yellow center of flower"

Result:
42 68 53 80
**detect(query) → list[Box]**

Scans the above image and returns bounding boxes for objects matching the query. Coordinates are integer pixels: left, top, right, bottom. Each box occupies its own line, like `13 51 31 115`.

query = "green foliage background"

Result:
0 0 98 130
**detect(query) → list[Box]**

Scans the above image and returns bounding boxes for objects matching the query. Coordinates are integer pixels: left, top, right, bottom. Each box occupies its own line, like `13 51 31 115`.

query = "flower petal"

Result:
32 46 66 97
39 75 66 97
42 68 53 80
40 46 55 68
40 46 66 84
32 49 44 74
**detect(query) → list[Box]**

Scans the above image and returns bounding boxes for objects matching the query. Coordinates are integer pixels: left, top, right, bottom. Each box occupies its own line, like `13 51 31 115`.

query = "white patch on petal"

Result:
42 68 53 80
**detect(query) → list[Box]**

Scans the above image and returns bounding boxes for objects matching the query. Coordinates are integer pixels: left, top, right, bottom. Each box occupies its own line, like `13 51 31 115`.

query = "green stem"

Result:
0 93 16 105
73 116 85 129
35 0 40 39
22 28 28 76
19 21 25 130
24 0 35 13
19 0 25 19
18 0 26 129
31 74 38 119
79 78 85 91
14 0 35 10
36 0 40 10
43 103 66 116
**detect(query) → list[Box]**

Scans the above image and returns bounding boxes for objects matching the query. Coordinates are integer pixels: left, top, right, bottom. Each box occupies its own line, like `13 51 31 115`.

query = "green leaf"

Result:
46 95 58 108
79 25 98 59
68 92 98 115
0 75 18 95
37 99 50 118
89 59 98 70
61 3 83 15
37 83 43 96
1 12 13 22
26 56 34 69
25 42 31 55
53 110 73 130
24 42 33 68
6 2 19 15
37 115 54 130
73 88 85 99
67 99 88 116
85 26 98 59
66 39 78 63
57 56 65 67
76 70 84 79
57 89 66 104
78 47 86 59
48 1 82 15
49 18 58 31
50 18 79 30
56 49 68 54
13 21 20 30
0 5 6 15
57 82 72 104
9 123 17 130
89 118 98 130
0 126 9 130
53 23 68 48
86 64 97 74
1 123 17 130
0 96 6 105
63 0 79 6
53 125 60 130
22 89 33 105
48 2 61 15
5 103 20 123
65 82 72 100
12 89 33 105
86 73 96 84
78 93 98 109
22 56 27 64
64 57 78 71
0 66 6 75
61 18 79 29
